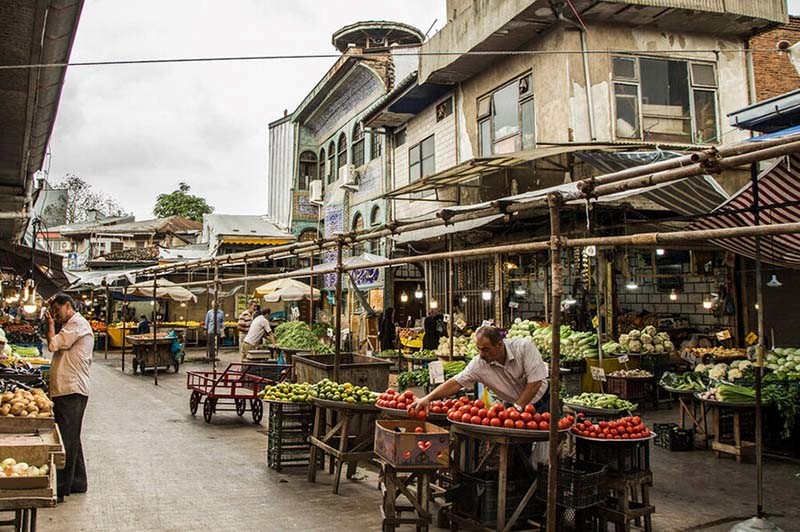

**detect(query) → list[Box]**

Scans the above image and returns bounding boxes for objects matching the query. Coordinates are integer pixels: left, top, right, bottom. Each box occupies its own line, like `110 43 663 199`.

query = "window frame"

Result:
477 73 535 157
318 148 326 181
351 123 365 168
297 150 317 190
408 134 435 184
370 131 382 161
337 132 348 171
611 55 719 144
351 212 364 255
327 141 336 184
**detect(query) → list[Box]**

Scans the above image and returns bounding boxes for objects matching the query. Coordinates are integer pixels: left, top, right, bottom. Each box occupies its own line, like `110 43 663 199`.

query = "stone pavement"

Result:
33 349 800 532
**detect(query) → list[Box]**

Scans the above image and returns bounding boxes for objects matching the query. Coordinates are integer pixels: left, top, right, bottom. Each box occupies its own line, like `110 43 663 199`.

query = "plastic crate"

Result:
575 437 651 476
452 470 537 525
653 423 694 451
535 461 608 509
606 376 649 401
265 401 314 471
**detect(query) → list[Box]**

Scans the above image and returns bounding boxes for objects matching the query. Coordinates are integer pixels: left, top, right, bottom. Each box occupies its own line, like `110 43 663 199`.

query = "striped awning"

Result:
690 154 800 268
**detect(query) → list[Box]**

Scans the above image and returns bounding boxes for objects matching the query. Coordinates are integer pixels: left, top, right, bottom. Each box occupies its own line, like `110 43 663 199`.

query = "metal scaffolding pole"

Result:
152 276 159 387
213 263 220 372
104 284 110 360
447 235 454 361
334 237 343 383
121 281 128 373
546 193 563 532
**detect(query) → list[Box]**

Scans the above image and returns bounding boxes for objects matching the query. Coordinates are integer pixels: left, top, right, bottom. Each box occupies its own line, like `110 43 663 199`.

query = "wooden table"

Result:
307 398 379 494
377 458 437 532
699 397 756 463
447 422 553 532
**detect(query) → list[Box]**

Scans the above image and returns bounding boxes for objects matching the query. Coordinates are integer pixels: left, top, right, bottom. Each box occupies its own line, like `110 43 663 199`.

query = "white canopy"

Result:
128 279 197 302
290 253 386 276
253 278 321 302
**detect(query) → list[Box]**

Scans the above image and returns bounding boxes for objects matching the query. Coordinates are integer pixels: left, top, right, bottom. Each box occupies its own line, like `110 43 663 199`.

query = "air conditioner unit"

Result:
309 180 323 205
341 164 359 190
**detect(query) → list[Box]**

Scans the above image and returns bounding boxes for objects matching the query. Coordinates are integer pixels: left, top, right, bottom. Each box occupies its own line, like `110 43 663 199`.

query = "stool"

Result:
377 459 435 532
598 471 654 532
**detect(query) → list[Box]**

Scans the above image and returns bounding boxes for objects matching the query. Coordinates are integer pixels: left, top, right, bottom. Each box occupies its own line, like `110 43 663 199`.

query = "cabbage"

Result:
664 341 675 351
619 334 630 346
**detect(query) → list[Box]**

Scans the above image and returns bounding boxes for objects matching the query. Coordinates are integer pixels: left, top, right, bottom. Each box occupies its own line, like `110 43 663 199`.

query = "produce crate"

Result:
293 353 391 391
374 420 449 468
451 470 537 525
606 376 649 401
575 438 651 476
717 407 755 444
266 401 314 471
535 460 608 509
653 423 694 451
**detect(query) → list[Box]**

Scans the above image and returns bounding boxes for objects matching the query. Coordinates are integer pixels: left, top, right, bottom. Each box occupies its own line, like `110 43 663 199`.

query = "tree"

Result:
152 182 214 222
46 174 127 224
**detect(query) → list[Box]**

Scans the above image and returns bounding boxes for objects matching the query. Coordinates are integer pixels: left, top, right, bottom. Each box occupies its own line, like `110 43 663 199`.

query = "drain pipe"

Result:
559 14 596 141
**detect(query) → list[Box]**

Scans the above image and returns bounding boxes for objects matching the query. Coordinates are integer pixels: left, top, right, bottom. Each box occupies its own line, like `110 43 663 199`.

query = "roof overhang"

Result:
363 74 452 129
219 237 295 246
292 54 362 124
728 89 800 133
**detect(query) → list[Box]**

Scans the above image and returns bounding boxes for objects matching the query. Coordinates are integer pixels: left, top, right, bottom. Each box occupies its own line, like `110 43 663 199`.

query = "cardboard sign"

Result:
455 318 467 330
443 313 450 323
590 366 607 382
428 360 445 384
341 328 350 339
481 320 494 328
745 332 758 345
618 354 629 364
715 330 731 341
327 328 334 338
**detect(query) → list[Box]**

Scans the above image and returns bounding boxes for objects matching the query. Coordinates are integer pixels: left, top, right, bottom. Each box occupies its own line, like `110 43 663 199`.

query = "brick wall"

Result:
750 16 800 101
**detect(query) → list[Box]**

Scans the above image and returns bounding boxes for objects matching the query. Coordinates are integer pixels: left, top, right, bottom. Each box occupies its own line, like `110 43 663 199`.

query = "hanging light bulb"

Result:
460 295 468 303
22 281 37 315
414 285 423 299
625 278 638 290
656 248 665 256
400 291 409 303
755 303 760 310
180 302 187 307
429 299 438 309
767 274 782 288
514 286 526 296
669 289 678 301
481 290 492 301
503 261 518 271
702 295 713 309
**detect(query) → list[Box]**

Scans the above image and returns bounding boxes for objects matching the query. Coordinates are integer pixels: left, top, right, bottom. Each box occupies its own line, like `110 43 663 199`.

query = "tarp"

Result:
690 154 800 268
290 253 387 276
253 278 321 302
124 279 197 302
391 215 504 244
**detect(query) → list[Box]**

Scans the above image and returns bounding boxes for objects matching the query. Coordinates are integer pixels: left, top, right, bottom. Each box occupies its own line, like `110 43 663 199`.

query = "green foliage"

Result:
48 174 127 223
152 182 214 222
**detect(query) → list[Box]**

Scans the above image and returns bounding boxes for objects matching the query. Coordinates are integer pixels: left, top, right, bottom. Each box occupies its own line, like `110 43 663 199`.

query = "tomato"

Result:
480 417 490 426
526 421 538 430
533 413 542 423
398 402 407 410
515 420 525 429
477 408 488 419
388 400 397 409
417 410 428 421
459 396 470 404
598 421 608 429
539 421 549 430
566 415 574 423
520 412 532 423
490 417 502 427
614 435 621 439
461 413 472 423
486 410 496 419
541 412 551 422
603 428 610 435
444 400 453 408
431 406 442 414
622 433 629 439
632 416 641 425
407 407 416 417
471 415 482 425
414 427 424 433
469 407 479 416
576 412 585 419
503 419 515 428
598 433 606 439
610 428 618 436
498 411 508 421
509 410 521 421
474 400 485 409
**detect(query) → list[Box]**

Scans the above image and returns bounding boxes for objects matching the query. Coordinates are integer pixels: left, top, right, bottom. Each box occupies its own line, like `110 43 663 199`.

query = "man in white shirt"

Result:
45 293 94 503
241 309 277 360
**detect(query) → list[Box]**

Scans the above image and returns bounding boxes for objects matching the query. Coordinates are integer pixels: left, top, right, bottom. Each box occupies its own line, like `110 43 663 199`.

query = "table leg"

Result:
497 443 508 530
384 466 397 532
308 405 323 483
713 407 721 459
679 397 687 429
333 411 351 494
733 410 742 463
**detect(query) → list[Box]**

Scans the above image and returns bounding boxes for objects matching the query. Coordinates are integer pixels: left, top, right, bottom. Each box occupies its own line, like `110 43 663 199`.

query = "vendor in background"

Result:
204 303 225 360
422 309 444 351
411 325 549 413
240 308 276 360
136 315 150 335
237 300 258 358
378 307 396 351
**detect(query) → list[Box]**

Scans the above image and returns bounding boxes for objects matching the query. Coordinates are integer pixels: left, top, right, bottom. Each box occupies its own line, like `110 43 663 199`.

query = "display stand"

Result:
377 458 435 532
597 470 654 532
663 388 710 447
307 398 378 494
700 399 756 463
446 423 551 532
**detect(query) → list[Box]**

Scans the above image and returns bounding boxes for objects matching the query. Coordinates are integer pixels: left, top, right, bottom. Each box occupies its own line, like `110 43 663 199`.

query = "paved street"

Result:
35 349 800 532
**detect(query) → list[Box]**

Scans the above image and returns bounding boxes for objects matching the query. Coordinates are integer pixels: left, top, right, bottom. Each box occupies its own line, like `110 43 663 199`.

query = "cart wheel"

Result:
235 398 246 416
203 398 216 423
189 391 200 416
251 399 263 424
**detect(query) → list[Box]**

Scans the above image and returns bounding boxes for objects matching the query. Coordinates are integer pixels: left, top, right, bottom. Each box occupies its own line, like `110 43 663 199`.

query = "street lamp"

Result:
400 291 409 303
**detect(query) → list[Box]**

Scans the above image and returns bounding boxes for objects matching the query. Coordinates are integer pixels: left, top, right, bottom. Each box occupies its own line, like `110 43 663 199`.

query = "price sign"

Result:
428 360 445 384
290 306 300 319
618 354 629 364
715 330 731 341
590 366 607 382
341 328 350 339
508 301 519 309
443 313 450 323
481 320 494 328
455 318 467 330
327 328 334 338
745 331 758 345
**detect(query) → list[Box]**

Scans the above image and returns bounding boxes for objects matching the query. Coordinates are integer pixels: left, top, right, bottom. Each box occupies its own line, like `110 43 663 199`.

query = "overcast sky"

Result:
47 1 800 221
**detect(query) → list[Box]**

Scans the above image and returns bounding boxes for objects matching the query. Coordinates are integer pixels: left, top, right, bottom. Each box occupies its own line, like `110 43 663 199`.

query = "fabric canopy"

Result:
125 279 197 302
690 154 800 268
290 253 387 276
253 278 321 302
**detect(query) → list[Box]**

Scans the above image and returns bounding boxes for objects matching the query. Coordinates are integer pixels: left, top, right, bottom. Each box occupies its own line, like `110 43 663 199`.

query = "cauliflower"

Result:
628 340 642 353
708 363 728 380
727 368 744 381
663 341 675 351
657 332 670 342
619 334 630 347
629 330 641 339
641 333 653 345
643 326 657 337
695 363 708 373
652 342 664 353
643 343 655 353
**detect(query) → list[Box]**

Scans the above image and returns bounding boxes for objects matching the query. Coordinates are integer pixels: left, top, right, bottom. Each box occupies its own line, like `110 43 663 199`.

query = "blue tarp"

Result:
749 125 800 141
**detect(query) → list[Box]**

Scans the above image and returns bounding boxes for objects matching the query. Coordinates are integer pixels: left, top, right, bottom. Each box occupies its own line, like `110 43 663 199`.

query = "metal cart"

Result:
126 334 182 375
186 363 288 424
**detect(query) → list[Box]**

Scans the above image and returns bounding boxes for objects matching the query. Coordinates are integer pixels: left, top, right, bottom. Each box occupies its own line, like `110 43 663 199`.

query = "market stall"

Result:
126 333 180 374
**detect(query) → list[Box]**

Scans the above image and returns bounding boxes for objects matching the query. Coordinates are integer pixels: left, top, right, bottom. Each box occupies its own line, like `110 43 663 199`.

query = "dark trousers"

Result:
53 394 88 497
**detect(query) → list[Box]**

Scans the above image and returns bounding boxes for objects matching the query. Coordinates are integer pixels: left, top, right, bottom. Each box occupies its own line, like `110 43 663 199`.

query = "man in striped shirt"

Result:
238 300 258 359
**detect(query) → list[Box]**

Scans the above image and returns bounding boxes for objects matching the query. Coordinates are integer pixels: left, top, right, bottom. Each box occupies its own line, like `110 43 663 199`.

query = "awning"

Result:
690 154 800 268
727 88 800 133
253 278 321 302
291 253 388 276
64 269 139 289
391 214 504 244
3 245 72 299
122 279 197 302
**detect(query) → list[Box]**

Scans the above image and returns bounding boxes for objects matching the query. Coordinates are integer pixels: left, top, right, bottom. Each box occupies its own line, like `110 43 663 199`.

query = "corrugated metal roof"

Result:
49 215 135 234
59 216 200 235
204 214 296 240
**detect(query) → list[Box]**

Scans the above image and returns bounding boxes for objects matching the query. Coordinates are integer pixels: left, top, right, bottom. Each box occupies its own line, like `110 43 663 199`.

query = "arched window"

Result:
352 212 364 255
368 205 381 254
352 123 365 168
327 141 336 184
299 228 320 242
370 132 382 161
318 148 326 181
337 132 348 171
298 151 317 190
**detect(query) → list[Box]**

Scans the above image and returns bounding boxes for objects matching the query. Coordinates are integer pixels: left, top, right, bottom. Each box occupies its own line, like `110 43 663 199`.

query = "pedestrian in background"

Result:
378 307 396 351
204 303 224 360
44 293 94 502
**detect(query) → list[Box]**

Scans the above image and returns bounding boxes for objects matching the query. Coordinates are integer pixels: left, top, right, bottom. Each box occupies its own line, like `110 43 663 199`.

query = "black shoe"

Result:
56 496 64 503
72 488 87 494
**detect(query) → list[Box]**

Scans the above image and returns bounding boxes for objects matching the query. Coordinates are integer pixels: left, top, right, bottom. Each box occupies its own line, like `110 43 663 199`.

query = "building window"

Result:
394 128 407 147
370 131 382 160
409 135 435 183
318 148 326 181
352 212 364 255
298 151 317 190
337 133 348 171
368 205 381 254
436 97 453 122
612 56 718 144
327 141 336 184
299 228 319 242
351 124 365 168
110 242 123 252
477 74 534 156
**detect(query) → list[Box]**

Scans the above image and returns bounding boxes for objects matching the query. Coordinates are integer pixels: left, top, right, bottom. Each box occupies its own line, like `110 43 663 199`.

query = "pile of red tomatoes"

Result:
445 397 574 431
571 416 651 440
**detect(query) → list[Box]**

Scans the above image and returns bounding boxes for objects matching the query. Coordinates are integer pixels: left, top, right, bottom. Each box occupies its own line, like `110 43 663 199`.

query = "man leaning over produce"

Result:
411 325 549 414
44 293 94 503
241 309 277 361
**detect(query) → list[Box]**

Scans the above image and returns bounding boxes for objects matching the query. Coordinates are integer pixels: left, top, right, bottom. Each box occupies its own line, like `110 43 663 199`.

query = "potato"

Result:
37 413 51 418
1 392 13 403
25 404 38 414
26 413 36 418
10 404 25 416
0 405 10 416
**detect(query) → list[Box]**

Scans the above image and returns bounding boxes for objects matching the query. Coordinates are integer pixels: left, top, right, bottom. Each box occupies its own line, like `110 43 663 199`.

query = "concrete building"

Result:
201 214 294 256
749 15 800 102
